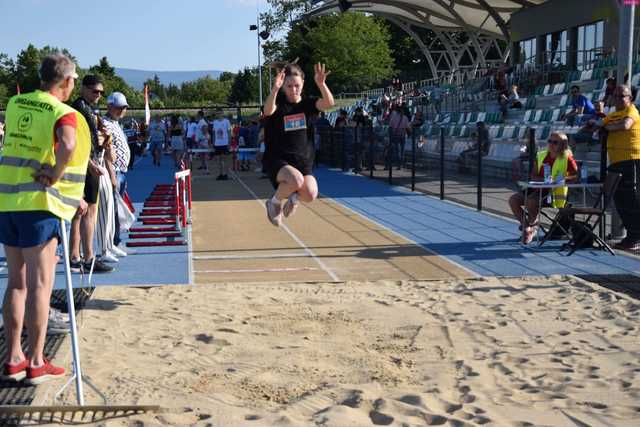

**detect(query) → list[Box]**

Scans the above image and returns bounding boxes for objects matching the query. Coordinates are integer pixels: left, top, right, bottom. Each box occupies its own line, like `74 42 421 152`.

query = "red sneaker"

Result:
1 359 28 382
25 359 65 385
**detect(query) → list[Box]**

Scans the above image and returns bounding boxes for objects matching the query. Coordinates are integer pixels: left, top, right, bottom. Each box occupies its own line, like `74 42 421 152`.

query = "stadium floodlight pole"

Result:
612 1 635 240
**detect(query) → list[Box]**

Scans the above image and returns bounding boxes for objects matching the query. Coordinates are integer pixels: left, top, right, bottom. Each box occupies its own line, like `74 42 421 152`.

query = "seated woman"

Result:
508 132 578 244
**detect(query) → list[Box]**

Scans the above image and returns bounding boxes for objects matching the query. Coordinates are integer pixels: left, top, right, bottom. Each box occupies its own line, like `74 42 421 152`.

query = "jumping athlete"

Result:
263 63 334 226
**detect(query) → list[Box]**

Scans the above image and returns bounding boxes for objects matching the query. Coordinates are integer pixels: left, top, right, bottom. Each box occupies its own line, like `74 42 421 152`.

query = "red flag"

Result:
144 85 150 126
16 83 21 94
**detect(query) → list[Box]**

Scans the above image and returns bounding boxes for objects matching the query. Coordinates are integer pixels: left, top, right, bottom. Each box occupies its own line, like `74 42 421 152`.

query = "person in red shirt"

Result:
509 132 578 244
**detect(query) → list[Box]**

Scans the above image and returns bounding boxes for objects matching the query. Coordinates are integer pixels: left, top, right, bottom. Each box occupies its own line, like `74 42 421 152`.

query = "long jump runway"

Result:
191 170 473 284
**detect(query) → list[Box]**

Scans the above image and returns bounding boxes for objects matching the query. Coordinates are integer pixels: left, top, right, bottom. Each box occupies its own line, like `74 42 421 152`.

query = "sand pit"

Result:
36 276 640 426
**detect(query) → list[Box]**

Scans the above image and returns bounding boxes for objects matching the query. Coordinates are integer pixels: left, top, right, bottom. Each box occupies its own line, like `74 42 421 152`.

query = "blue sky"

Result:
0 0 270 72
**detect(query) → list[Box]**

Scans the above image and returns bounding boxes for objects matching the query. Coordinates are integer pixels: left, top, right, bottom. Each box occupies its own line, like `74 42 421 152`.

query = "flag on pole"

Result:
16 83 21 94
144 84 151 126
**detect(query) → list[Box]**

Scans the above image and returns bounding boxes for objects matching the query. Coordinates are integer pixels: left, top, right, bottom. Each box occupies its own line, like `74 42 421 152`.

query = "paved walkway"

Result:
316 167 640 277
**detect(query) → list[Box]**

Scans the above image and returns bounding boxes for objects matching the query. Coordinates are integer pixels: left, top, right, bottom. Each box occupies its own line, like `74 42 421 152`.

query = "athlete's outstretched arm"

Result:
264 69 285 117
314 63 335 111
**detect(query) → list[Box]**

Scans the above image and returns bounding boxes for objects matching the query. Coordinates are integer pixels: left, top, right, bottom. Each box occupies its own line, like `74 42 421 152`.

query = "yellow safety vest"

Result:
537 149 568 208
0 90 91 221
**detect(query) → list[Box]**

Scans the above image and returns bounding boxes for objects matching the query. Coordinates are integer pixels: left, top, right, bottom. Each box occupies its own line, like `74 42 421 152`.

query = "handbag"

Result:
115 191 135 232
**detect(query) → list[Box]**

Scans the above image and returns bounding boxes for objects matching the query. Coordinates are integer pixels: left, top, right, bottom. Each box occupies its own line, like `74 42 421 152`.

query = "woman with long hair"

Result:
169 115 185 168
262 63 335 226
508 132 578 244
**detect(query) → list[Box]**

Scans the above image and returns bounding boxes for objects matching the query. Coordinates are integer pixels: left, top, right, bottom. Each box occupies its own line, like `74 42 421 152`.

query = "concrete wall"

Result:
510 0 618 51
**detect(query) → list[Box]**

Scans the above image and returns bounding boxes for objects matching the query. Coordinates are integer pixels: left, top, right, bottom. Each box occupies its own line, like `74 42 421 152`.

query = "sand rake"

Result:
0 220 163 424
0 404 163 425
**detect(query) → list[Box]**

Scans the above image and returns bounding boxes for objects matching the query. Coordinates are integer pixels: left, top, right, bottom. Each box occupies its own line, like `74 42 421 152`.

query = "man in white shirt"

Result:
212 109 231 180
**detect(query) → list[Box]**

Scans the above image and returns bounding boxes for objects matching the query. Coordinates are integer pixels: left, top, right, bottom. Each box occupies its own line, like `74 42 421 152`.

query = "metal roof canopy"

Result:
308 1 549 40
307 1 550 85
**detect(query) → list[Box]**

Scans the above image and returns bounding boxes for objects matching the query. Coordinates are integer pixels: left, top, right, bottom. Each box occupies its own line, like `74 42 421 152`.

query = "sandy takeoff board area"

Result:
189 171 473 284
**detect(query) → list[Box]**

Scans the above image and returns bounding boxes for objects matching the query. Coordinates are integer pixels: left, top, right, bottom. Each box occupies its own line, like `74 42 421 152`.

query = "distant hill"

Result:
115 68 225 89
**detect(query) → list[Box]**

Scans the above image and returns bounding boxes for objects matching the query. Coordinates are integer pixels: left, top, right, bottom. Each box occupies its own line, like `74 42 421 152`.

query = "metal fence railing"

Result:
317 124 617 242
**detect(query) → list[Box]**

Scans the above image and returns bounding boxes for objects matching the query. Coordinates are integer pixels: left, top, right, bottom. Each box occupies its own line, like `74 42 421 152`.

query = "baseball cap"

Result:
107 92 129 108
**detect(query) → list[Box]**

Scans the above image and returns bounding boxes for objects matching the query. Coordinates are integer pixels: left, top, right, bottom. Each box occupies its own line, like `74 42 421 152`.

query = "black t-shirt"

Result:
71 97 99 156
264 97 319 165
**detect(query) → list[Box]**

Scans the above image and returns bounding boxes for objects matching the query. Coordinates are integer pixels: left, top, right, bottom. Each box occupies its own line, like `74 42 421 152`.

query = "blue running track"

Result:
315 168 640 277
0 155 190 298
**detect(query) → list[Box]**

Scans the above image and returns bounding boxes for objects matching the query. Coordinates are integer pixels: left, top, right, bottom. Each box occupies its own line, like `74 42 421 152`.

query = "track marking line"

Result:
232 172 341 282
319 193 481 279
194 253 311 261
195 267 318 274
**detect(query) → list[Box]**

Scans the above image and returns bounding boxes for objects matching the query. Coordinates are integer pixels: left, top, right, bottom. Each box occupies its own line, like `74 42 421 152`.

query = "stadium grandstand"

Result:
309 0 637 235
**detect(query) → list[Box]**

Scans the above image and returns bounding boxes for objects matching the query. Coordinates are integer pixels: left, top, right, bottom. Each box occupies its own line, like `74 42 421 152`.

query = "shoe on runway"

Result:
100 252 119 263
83 258 114 273
111 246 128 257
265 199 283 227
283 197 299 218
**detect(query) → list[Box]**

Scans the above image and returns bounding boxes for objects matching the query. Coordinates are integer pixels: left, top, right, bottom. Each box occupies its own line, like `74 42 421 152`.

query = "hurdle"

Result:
126 169 192 248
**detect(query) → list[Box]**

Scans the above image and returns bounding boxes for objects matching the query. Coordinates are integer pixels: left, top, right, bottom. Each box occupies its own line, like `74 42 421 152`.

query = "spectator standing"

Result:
102 92 131 249
194 110 210 172
212 110 232 180
123 119 139 169
387 105 410 170
603 85 640 251
334 110 349 128
94 117 120 263
148 116 166 166
69 74 113 274
566 85 596 126
169 115 185 168
186 116 197 149
0 54 90 384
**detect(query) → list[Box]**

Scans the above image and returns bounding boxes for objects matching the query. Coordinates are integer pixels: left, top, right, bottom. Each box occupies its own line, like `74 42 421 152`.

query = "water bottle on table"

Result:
543 163 551 183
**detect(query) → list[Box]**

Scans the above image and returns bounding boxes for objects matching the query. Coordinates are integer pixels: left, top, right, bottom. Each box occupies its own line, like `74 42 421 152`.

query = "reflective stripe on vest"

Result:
537 149 569 208
0 156 86 183
0 182 81 207
0 90 91 220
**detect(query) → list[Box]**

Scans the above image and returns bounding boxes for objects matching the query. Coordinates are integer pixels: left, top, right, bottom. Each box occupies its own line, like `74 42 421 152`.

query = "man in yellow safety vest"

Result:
0 54 90 385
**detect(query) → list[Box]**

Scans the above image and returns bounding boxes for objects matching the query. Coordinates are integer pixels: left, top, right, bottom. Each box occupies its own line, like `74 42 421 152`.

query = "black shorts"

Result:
84 172 100 204
266 157 313 190
214 146 230 156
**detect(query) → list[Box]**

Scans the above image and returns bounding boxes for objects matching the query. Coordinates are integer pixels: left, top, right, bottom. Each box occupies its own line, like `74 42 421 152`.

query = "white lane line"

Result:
321 194 481 279
232 172 341 282
194 253 311 261
195 267 318 274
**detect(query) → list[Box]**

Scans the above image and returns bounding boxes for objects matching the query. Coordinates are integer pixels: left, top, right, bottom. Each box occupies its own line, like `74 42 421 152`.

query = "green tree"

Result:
89 56 116 77
286 13 395 93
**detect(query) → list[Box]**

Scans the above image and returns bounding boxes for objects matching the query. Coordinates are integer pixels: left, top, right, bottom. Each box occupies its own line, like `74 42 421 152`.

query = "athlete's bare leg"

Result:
297 175 318 203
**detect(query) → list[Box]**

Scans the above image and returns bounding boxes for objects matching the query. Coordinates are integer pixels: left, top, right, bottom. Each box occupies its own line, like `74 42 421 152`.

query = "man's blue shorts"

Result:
0 211 61 248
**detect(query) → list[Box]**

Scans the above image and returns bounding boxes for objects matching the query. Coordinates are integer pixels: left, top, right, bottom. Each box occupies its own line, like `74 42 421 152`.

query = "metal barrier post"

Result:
342 128 347 172
330 130 335 167
369 124 375 178
354 126 360 173
600 131 608 238
528 127 536 180
411 127 416 191
440 127 445 200
388 127 393 185
477 129 483 211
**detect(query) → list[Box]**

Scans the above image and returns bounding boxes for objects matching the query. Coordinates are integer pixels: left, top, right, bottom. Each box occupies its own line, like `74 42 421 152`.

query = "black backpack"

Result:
570 221 595 249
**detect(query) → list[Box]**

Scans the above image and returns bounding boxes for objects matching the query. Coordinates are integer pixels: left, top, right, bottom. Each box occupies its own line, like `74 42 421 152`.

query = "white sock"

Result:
271 195 280 205
289 193 299 204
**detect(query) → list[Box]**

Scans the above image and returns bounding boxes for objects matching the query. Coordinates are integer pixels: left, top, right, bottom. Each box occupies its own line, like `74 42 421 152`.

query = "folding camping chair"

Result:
542 172 622 256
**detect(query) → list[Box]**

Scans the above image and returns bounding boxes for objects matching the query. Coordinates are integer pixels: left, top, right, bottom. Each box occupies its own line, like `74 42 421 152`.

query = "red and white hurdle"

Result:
126 169 192 248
